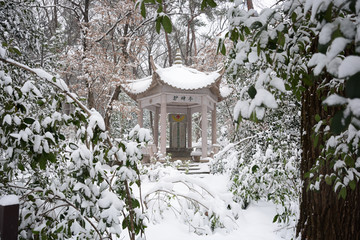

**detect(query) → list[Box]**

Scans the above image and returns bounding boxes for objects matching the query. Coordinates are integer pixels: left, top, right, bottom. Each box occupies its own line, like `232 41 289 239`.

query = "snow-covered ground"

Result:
132 163 296 240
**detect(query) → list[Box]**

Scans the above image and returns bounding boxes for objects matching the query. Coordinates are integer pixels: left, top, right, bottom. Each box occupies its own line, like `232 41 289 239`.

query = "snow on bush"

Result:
142 166 237 235
0 46 148 239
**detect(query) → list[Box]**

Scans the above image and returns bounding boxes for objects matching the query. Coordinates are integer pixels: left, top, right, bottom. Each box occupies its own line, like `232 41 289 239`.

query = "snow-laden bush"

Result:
222 0 360 200
141 164 237 235
0 45 149 239
212 99 301 224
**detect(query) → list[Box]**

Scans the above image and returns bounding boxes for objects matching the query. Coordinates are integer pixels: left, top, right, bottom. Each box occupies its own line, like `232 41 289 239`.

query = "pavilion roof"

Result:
121 56 232 102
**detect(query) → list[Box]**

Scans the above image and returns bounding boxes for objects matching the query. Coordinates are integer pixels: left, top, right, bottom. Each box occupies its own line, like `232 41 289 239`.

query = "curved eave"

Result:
120 75 158 101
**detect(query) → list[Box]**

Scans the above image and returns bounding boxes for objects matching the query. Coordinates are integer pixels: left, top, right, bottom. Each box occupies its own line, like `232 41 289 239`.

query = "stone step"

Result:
177 168 198 171
185 171 210 175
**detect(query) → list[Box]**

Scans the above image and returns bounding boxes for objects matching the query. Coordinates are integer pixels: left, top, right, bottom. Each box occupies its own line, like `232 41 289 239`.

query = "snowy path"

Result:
137 169 289 240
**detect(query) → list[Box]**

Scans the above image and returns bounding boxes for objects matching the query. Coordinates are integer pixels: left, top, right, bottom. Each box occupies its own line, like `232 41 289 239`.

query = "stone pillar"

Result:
160 94 167 156
154 107 159 148
201 96 208 159
137 102 143 127
212 105 217 145
187 108 192 149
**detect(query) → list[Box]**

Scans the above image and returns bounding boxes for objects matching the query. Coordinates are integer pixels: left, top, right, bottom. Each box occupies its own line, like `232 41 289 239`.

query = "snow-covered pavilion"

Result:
121 51 231 160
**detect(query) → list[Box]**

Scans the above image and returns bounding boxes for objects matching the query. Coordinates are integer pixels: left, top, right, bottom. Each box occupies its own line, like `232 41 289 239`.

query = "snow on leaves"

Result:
226 0 360 199
0 46 148 239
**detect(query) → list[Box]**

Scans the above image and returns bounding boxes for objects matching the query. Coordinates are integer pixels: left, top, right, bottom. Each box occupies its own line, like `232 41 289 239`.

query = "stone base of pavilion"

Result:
166 148 192 158
142 144 219 163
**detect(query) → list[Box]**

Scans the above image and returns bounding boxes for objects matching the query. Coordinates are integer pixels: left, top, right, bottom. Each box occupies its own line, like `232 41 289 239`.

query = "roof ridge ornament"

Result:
174 48 182 65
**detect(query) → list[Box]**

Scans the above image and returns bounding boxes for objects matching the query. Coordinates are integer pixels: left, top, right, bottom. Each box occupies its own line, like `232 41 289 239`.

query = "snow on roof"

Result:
121 60 231 101
156 64 220 90
121 76 152 95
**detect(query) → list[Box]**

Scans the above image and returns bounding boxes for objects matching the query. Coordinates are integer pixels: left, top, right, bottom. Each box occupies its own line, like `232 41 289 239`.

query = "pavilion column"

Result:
154 107 159 148
160 94 167 157
187 108 192 149
212 104 217 145
201 96 208 159
137 103 143 127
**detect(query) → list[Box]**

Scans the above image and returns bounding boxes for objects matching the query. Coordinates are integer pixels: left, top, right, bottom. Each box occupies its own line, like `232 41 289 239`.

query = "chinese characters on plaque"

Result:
172 95 194 102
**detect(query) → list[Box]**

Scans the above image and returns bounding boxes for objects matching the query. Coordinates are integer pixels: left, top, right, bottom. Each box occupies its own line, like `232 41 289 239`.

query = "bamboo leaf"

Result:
162 15 172 33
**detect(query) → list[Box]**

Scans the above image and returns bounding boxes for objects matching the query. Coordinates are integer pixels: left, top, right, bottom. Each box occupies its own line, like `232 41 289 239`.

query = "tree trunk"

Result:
246 0 253 10
296 38 360 239
165 32 172 66
104 85 121 131
163 4 172 66
53 0 58 32
297 80 360 239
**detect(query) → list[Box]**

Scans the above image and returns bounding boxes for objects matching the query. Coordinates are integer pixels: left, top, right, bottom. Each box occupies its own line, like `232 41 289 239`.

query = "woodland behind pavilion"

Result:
121 51 232 160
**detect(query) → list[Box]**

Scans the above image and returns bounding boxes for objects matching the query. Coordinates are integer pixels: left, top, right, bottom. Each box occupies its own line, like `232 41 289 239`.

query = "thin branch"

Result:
0 57 91 116
95 10 133 43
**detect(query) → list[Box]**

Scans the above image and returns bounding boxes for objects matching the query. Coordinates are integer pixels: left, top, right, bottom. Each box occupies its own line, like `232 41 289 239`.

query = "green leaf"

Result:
339 187 347 199
250 21 262 29
140 2 146 18
122 217 129 229
248 85 257 99
291 12 297 23
239 33 244 41
324 2 333 22
217 38 226 55
315 114 321 122
251 164 259 173
230 29 239 42
331 111 350 135
207 0 217 8
220 42 226 55
37 99 45 106
59 134 65 141
28 194 35 202
24 117 35 124
325 176 332 185
250 111 258 123
155 17 161 34
273 214 279 223
157 5 163 13
12 47 21 56
18 163 25 171
349 180 356 190
162 15 172 33
345 72 360 99
47 152 56 163
39 156 47 170
201 0 207 10
313 134 319 148
277 32 285 47
331 28 342 41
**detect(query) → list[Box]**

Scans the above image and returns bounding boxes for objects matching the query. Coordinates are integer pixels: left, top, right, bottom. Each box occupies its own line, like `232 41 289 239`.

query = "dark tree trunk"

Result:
246 0 253 10
163 4 172 66
296 38 360 239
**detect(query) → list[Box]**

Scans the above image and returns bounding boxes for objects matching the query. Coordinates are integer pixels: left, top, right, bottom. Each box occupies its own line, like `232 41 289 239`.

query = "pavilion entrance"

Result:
168 114 191 157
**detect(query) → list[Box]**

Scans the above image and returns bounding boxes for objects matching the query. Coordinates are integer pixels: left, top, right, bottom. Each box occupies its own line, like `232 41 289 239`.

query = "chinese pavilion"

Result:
121 51 231 160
